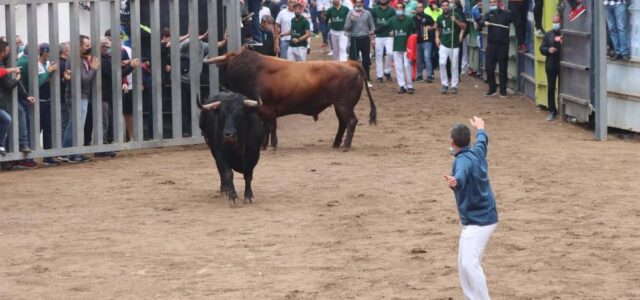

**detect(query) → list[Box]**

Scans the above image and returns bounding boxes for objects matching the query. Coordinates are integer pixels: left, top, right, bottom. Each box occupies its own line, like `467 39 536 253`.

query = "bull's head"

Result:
199 92 261 144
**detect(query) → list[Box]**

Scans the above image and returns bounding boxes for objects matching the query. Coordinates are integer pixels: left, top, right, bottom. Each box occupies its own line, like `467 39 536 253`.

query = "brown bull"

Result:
205 49 376 149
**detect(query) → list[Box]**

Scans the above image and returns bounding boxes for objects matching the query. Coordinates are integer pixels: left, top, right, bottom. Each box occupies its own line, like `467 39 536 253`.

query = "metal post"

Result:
593 0 607 140
130 0 144 142
150 0 163 140
189 0 201 137
111 0 124 144
208 0 220 96
226 0 241 51
69 1 82 147
5 3 18 154
169 0 183 139
49 2 62 149
90 0 103 146
27 3 40 151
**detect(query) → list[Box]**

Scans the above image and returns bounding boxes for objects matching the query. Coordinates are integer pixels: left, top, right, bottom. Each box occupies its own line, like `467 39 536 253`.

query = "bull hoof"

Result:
243 197 254 204
341 147 351 152
228 199 238 208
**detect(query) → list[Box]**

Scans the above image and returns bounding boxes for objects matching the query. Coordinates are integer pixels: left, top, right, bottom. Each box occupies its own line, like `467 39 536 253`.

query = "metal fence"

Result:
0 0 240 162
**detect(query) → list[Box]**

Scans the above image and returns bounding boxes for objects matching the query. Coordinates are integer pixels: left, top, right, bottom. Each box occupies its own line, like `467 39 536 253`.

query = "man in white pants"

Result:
371 0 395 82
435 0 466 94
287 3 311 61
444 116 499 300
276 0 297 59
326 0 350 61
386 2 416 94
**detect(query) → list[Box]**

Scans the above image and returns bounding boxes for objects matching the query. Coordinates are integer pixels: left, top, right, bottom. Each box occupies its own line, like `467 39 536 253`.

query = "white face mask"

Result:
448 146 456 156
355 6 363 11
552 23 561 31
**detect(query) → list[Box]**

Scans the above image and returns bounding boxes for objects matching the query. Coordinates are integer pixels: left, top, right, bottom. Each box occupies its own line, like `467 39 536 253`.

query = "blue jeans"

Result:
605 3 629 56
0 109 11 148
62 98 89 148
417 42 434 78
18 100 30 148
310 6 319 34
248 0 262 42
279 40 290 59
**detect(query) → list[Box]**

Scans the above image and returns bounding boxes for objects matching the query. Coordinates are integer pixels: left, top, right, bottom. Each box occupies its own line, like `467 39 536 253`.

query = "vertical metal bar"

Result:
189 0 201 137
150 0 163 140
49 3 62 150
27 3 40 151
5 2 18 154
111 0 124 143
226 0 241 51
169 0 183 138
91 0 103 145
593 0 607 141
130 0 143 142
208 0 220 95
69 1 82 147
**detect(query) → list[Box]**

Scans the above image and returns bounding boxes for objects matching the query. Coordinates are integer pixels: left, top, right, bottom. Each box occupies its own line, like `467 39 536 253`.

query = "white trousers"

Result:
393 51 413 89
375 37 393 78
287 46 308 61
439 46 460 88
458 223 497 300
330 30 349 62
461 35 469 74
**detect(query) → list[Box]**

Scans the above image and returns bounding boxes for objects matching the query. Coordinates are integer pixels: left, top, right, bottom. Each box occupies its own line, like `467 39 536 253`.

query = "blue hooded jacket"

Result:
451 129 498 226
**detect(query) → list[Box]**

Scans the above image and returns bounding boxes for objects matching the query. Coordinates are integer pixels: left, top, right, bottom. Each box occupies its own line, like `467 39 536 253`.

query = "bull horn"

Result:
244 99 259 107
204 55 227 64
201 101 221 111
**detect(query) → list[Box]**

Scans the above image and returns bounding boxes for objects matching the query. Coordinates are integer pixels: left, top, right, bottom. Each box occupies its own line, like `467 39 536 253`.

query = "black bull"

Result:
205 49 377 149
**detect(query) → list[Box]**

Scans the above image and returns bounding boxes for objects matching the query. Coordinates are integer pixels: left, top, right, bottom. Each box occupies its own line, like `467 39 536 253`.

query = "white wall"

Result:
0 3 112 45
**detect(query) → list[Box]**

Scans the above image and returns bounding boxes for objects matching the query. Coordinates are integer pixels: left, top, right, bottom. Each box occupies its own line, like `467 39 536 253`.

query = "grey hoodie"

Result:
344 9 375 37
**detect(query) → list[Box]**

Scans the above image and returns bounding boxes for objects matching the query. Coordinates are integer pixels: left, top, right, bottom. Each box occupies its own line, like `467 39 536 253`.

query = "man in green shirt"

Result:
326 0 350 61
436 0 466 94
387 2 416 94
287 3 311 61
371 0 395 82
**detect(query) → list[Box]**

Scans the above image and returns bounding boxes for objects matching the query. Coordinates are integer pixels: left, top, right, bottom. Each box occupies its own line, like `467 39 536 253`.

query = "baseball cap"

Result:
38 43 50 54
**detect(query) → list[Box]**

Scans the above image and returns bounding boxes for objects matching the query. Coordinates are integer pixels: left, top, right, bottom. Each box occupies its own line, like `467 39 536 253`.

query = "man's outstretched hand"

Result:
469 116 485 130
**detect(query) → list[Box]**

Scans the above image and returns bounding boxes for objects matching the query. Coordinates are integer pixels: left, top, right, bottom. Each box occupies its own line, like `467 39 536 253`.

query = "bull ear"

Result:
244 99 259 107
201 101 221 111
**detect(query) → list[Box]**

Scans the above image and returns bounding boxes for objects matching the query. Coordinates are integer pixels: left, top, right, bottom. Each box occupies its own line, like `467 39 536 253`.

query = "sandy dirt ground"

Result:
1 44 640 300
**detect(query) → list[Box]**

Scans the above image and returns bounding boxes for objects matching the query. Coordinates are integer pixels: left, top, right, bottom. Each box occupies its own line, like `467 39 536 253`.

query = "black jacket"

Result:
540 29 562 71
478 9 511 45
101 54 134 104
414 13 436 43
0 60 28 111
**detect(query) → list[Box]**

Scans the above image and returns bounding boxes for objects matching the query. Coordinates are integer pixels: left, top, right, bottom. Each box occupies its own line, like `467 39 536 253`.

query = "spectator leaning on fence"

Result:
344 0 375 86
287 2 312 61
371 0 395 82
478 0 511 98
605 0 630 61
326 0 351 61
540 15 563 122
0 40 35 158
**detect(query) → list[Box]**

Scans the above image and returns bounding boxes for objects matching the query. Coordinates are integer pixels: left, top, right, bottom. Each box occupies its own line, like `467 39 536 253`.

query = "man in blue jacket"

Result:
444 116 498 300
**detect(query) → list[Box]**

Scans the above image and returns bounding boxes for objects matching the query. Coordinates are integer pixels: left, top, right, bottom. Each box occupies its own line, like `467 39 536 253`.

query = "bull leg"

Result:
211 150 229 195
222 170 239 207
243 170 255 204
262 126 270 150
342 112 359 149
333 106 348 148
269 119 278 148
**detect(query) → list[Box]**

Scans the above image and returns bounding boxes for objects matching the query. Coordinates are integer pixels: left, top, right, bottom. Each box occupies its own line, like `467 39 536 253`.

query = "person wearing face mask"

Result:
444 116 498 300
540 15 563 121
436 0 466 95
345 0 375 86
16 36 25 58
477 0 511 98
326 0 351 61
371 0 396 82
287 3 312 61
384 2 416 94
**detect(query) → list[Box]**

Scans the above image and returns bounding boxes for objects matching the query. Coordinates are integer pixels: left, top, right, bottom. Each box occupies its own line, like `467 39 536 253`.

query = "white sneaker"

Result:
0 146 6 156
367 82 373 88
327 50 333 56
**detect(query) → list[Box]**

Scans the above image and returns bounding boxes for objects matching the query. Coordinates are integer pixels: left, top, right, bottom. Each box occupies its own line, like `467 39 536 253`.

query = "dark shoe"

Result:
546 112 558 121
384 73 392 81
20 145 32 153
398 87 407 94
42 157 61 166
407 88 415 94
377 77 383 83
95 151 117 158
13 160 38 170
426 75 434 83
416 76 423 81
451 87 458 94
1 162 13 171
56 156 72 163
622 55 630 61
485 90 497 97
440 85 448 94
500 91 508 98
70 155 92 163
568 4 586 22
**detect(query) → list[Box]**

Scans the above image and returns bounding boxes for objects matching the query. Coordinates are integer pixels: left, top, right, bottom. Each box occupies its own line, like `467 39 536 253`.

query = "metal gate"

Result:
0 0 240 163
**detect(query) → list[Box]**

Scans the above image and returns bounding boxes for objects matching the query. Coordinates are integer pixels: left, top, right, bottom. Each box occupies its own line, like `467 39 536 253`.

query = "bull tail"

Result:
356 64 377 125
